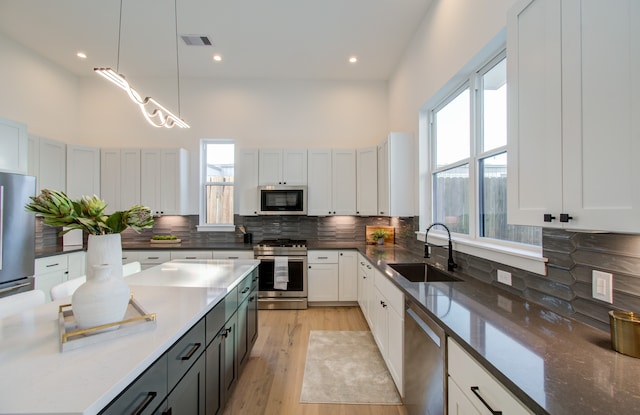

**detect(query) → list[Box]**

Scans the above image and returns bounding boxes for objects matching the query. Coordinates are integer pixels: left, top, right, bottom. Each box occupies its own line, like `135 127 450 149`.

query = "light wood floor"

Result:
223 306 408 415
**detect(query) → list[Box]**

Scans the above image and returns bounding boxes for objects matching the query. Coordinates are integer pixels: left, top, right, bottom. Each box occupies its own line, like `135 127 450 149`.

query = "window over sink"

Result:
425 50 541 253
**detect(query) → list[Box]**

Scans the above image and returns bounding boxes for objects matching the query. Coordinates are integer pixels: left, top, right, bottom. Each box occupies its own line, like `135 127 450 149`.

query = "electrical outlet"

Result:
592 270 613 303
497 270 512 286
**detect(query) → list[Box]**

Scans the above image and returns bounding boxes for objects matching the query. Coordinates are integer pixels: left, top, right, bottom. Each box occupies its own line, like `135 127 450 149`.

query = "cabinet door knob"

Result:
559 213 573 223
543 214 556 222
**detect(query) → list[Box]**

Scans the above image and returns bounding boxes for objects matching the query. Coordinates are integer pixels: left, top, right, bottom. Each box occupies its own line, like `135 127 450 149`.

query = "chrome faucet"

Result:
424 223 457 272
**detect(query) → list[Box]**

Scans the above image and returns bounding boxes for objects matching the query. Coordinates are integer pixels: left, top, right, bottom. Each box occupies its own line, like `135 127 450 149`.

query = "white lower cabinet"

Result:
371 267 404 396
448 338 532 415
35 251 86 302
308 251 339 302
212 250 254 260
357 254 374 327
338 250 357 302
308 250 357 303
170 251 214 260
135 251 172 270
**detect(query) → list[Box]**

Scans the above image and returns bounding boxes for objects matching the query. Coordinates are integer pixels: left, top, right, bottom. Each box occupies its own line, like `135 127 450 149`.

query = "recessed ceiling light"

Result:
349 56 358 63
213 54 223 62
76 52 87 59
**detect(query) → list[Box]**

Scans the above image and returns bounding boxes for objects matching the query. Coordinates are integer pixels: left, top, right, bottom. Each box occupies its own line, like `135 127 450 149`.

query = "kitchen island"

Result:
0 259 259 415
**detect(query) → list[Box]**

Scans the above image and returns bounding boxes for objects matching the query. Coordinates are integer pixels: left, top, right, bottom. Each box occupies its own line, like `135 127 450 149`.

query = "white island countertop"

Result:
0 259 259 415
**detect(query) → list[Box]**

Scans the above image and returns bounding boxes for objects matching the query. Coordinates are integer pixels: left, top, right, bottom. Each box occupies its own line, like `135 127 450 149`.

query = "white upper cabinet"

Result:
28 135 66 193
331 149 357 215
307 149 356 216
508 0 640 232
0 117 27 174
356 147 378 216
377 133 415 217
258 148 307 185
307 149 333 215
66 144 100 199
236 149 260 216
141 148 188 216
101 149 141 212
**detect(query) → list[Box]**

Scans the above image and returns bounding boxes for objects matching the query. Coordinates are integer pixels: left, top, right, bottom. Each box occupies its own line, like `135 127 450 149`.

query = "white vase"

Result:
86 234 123 281
377 238 384 245
72 264 131 329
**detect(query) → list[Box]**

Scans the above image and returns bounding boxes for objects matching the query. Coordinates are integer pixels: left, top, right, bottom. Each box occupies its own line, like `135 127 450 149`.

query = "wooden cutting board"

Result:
365 226 394 245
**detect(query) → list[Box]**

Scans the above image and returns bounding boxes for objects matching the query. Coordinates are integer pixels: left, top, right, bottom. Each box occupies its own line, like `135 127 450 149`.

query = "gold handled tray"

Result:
58 295 156 352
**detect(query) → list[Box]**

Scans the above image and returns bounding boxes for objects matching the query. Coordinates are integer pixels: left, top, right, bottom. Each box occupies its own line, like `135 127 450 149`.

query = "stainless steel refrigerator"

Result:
0 172 36 298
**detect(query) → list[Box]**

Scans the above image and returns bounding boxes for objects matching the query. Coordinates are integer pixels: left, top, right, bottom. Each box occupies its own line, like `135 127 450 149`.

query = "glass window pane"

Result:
433 164 469 235
482 59 507 152
435 89 470 167
480 153 541 245
203 141 234 225
206 184 234 224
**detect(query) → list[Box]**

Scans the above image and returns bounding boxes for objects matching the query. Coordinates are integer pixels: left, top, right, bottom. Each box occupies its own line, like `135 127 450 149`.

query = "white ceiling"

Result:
0 0 432 81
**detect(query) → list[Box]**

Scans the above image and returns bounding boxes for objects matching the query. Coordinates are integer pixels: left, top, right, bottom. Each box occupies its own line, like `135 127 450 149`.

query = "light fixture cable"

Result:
174 0 182 118
94 0 190 129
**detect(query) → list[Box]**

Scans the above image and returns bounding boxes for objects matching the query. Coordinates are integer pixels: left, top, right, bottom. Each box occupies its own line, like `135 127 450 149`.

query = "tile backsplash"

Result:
37 215 640 331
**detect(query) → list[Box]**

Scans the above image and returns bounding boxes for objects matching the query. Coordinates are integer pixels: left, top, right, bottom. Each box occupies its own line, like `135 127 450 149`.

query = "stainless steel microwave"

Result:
258 186 307 215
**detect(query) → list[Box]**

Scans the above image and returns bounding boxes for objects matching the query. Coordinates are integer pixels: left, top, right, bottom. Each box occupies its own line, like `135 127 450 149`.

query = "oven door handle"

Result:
256 256 307 262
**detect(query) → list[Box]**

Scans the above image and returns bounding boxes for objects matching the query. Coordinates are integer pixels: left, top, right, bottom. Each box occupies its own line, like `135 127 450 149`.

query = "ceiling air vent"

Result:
180 35 213 46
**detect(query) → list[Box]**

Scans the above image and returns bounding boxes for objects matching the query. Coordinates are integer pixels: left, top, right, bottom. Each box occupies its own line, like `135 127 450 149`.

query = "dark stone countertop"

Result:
35 244 85 258
359 245 640 415
120 242 255 251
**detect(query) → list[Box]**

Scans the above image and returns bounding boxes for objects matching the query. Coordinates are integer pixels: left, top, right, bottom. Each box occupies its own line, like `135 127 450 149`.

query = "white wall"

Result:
0 32 80 142
388 0 518 134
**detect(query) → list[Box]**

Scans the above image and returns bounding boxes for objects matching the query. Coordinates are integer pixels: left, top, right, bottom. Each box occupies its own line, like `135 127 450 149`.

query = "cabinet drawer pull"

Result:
148 256 159 260
129 391 158 415
46 263 59 268
241 287 250 294
470 386 502 415
317 256 328 259
380 301 387 308
228 256 239 259
185 256 197 259
180 343 201 360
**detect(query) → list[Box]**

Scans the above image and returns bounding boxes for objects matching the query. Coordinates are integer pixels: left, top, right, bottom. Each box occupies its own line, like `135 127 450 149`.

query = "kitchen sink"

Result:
387 263 462 283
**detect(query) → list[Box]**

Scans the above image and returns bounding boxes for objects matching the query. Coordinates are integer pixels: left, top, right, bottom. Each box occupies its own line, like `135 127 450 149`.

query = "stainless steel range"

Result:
253 239 308 310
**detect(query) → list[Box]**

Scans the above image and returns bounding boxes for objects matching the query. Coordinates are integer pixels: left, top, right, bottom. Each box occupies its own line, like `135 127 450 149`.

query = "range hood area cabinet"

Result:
377 132 415 217
507 0 640 233
258 148 307 186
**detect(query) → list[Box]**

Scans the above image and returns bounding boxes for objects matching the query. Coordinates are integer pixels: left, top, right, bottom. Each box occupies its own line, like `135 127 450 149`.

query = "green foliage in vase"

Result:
25 189 154 235
371 229 389 241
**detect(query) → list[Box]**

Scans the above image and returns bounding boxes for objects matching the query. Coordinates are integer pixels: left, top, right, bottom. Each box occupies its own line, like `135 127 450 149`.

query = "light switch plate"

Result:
592 270 613 303
497 270 512 286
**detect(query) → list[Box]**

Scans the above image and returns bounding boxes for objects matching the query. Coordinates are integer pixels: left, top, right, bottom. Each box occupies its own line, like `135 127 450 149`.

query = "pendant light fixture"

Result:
95 0 190 129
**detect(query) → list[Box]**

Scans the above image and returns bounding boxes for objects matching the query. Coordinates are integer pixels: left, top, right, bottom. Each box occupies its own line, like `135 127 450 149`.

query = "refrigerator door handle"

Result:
0 281 31 294
0 185 4 270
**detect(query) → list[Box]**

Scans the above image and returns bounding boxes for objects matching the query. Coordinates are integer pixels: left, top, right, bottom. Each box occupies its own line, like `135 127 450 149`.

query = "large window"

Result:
200 140 234 229
429 53 541 246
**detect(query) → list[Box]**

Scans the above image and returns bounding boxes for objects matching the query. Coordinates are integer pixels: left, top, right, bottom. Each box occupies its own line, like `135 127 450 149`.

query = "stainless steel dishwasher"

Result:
404 299 446 415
